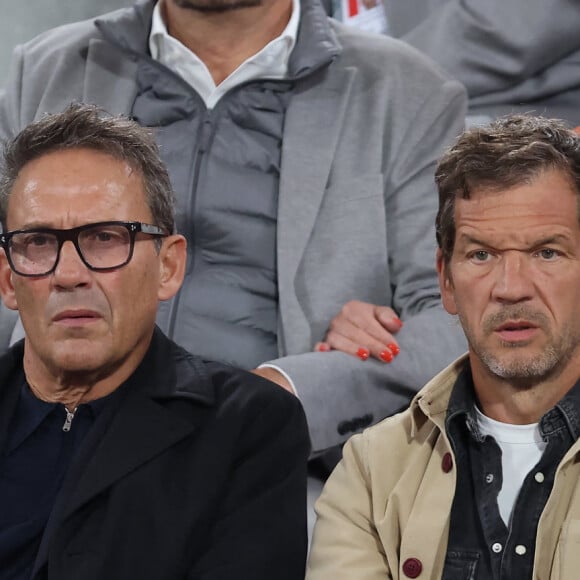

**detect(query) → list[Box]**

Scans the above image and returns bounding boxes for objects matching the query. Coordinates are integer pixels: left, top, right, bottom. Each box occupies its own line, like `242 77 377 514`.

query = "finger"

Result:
325 327 399 363
313 342 331 352
330 310 398 348
375 307 404 333
324 331 372 360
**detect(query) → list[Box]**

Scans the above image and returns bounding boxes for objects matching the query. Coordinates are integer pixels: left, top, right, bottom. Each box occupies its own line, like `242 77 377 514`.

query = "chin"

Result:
483 350 560 383
48 340 113 374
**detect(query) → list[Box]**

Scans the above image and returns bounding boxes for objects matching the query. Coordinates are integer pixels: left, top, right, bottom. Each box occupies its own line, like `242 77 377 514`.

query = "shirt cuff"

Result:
257 364 299 397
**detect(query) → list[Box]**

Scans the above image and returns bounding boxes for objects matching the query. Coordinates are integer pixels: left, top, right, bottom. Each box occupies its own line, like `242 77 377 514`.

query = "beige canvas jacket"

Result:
307 355 580 579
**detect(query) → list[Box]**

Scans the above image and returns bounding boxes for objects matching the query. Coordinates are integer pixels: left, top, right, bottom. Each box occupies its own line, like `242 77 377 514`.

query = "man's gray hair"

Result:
0 103 175 234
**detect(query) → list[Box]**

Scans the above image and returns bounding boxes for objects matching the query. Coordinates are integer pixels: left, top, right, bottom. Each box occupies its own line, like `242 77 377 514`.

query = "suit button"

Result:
441 452 453 473
402 557 422 578
337 415 375 435
360 413 374 428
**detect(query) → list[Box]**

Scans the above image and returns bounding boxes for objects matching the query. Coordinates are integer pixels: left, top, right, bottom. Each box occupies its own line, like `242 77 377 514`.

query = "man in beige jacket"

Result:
307 115 580 580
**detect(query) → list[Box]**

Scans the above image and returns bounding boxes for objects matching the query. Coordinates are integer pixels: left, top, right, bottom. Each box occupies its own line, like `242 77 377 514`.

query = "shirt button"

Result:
492 542 503 553
515 545 527 556
442 452 453 473
535 472 545 483
402 558 423 578
485 473 494 483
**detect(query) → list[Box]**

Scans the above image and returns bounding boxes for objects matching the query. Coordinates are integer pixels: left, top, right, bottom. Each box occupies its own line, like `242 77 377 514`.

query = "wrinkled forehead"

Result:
6 149 150 230
452 181 580 259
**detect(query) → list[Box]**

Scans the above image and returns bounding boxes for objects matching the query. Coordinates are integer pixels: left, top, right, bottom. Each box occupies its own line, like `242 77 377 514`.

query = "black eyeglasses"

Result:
0 221 168 277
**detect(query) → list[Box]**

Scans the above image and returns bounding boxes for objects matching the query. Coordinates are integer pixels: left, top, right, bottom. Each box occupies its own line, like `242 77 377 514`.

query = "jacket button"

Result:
442 452 453 473
402 557 422 578
337 420 352 435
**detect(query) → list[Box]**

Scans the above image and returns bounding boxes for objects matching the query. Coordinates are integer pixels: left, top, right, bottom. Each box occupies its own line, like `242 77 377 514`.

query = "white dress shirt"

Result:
149 0 300 109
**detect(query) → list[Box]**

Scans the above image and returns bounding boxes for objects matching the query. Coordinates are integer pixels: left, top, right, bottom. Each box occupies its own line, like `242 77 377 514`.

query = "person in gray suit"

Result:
330 0 580 125
0 0 467 455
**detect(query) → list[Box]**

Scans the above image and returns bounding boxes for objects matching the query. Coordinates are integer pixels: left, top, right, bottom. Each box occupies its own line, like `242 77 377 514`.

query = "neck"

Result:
162 0 293 85
471 356 580 424
22 341 151 411
26 379 93 411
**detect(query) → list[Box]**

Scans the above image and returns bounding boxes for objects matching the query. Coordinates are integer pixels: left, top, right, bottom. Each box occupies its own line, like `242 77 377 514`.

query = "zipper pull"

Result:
62 407 77 432
198 118 213 154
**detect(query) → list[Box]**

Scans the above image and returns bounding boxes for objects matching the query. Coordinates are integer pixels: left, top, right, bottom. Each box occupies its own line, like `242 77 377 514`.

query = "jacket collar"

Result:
94 0 340 81
0 326 216 416
130 326 216 404
287 0 341 79
412 353 580 445
95 0 153 56
409 354 469 437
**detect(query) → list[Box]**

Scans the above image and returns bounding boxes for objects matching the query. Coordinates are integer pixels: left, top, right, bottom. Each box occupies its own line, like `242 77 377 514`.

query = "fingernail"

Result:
387 343 400 356
357 347 369 361
393 316 403 328
379 350 394 363
317 343 330 352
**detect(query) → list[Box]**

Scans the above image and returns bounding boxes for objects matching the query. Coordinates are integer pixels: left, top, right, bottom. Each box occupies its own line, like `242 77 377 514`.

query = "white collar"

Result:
148 0 300 108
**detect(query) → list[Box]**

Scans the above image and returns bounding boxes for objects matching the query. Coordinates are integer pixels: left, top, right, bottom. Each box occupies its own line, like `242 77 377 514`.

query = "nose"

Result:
51 240 92 289
490 250 534 304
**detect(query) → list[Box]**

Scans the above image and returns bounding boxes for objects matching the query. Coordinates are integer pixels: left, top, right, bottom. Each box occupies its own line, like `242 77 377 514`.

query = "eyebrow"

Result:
457 233 572 248
7 222 56 231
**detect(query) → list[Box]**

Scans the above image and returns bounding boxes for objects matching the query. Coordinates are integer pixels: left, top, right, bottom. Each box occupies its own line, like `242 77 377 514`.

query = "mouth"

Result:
52 310 102 326
494 320 539 342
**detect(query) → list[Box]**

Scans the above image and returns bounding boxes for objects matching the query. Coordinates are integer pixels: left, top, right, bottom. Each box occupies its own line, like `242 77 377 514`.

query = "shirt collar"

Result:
6 383 113 455
149 0 300 78
446 364 580 443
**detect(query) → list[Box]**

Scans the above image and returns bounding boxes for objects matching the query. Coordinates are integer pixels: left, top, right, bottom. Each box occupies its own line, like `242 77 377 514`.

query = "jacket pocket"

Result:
442 551 479 580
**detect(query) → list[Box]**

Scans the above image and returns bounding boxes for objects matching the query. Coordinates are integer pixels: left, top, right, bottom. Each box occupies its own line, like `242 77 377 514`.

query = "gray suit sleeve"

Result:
269 78 468 454
401 0 580 103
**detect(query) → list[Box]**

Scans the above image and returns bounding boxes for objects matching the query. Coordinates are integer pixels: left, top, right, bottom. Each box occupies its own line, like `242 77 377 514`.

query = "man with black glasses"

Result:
0 103 309 580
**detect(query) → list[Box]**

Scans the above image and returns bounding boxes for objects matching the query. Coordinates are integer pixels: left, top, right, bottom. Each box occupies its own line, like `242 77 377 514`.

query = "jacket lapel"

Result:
277 66 355 354
62 331 214 517
83 0 155 115
63 393 199 518
31 391 205 577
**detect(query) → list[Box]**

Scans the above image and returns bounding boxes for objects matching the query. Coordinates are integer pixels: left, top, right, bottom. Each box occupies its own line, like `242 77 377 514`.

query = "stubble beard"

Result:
459 305 580 389
171 0 263 12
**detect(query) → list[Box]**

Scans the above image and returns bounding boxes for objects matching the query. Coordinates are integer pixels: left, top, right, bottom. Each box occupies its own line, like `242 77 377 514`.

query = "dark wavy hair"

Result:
435 115 580 264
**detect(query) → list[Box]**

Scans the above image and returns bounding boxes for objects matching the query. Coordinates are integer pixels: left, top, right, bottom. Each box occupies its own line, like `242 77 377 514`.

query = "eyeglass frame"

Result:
0 220 168 277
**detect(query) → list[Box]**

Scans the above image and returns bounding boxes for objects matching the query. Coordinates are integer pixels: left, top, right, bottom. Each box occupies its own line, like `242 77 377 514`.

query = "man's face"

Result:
438 169 580 387
171 0 262 12
0 148 184 382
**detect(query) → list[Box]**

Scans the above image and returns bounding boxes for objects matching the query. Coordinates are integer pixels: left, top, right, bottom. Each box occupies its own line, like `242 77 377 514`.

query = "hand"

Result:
251 367 295 394
315 300 403 363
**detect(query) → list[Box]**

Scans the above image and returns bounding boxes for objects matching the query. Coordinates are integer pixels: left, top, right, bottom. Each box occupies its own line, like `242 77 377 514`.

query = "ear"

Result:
0 249 18 311
436 248 458 316
157 234 187 302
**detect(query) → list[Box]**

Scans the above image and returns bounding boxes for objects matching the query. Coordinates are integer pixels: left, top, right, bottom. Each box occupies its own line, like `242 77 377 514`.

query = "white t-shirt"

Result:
475 406 547 525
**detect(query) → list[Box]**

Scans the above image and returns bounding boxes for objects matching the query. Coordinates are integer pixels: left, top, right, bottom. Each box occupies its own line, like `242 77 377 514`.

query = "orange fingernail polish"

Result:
317 343 330 352
357 347 369 361
380 350 394 363
388 343 400 356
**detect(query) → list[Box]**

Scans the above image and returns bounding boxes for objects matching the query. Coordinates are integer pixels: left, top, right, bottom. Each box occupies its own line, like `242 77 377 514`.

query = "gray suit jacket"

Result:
0 0 468 452
384 0 580 124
